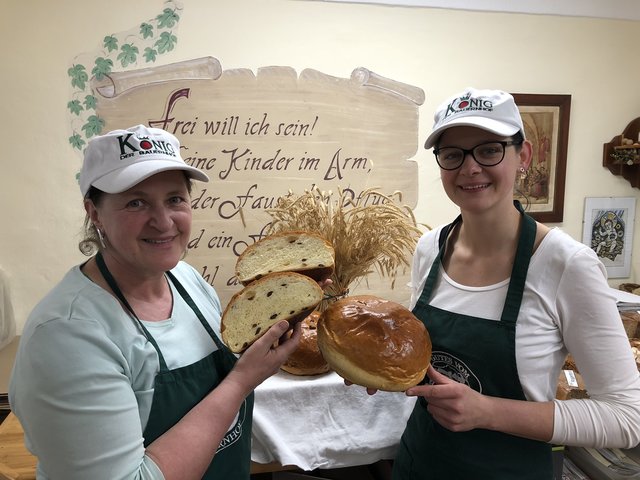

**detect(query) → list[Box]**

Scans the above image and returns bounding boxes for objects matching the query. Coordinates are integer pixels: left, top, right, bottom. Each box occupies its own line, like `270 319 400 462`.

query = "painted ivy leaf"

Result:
155 31 177 54
103 35 118 52
156 8 180 28
117 44 139 68
140 22 154 39
92 57 113 81
68 64 88 90
84 95 97 110
143 47 158 63
67 100 84 115
69 133 86 150
82 115 105 138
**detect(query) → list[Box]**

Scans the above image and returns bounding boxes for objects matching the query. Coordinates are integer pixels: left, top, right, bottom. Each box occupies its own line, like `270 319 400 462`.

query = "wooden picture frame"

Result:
582 197 636 278
512 93 571 223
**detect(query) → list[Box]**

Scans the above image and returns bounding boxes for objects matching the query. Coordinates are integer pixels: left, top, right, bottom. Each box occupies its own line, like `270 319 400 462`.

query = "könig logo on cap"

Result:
118 133 178 160
443 93 494 119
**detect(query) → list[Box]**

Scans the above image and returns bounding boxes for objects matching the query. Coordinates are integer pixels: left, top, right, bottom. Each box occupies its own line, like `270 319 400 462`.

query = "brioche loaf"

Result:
631 339 640 370
236 231 335 286
556 369 589 400
621 311 640 339
281 311 330 376
317 295 431 392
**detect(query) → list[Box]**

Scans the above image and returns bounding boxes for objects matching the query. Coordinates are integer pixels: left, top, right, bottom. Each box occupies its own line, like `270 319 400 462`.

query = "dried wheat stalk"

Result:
266 186 424 309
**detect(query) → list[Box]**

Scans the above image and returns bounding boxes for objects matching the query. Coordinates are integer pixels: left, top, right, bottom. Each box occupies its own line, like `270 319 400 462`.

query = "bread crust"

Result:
280 311 331 376
317 295 431 391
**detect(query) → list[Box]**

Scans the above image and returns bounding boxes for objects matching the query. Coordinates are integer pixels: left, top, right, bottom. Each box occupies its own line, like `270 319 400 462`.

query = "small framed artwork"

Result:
511 93 571 223
582 197 636 278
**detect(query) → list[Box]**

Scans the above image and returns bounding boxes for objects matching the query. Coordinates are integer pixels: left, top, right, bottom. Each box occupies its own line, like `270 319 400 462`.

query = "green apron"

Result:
96 253 254 480
392 202 552 480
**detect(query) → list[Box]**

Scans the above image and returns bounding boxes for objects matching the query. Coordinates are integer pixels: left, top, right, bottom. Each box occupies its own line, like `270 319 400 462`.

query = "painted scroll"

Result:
89 56 423 307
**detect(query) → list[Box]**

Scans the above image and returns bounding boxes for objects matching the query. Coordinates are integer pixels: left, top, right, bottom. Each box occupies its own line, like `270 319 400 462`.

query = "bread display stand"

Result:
251 370 416 472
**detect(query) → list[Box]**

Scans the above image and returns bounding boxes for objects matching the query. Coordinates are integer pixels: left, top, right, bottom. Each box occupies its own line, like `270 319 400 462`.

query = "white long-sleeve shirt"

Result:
409 226 640 448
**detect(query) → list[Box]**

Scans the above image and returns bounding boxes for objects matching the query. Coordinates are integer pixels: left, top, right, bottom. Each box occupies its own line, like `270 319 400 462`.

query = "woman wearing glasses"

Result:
391 88 640 479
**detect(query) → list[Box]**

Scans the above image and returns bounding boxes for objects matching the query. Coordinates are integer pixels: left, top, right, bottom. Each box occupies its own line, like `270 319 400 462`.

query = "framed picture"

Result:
582 197 636 278
511 93 571 223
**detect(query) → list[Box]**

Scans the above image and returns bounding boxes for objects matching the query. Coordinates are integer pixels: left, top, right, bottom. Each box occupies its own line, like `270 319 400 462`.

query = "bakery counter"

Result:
251 370 417 471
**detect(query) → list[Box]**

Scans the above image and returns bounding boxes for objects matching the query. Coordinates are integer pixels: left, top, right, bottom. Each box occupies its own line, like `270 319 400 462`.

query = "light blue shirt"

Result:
9 261 222 479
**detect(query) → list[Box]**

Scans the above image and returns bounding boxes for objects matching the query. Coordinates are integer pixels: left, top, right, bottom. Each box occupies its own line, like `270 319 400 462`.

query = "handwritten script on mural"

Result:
91 57 423 306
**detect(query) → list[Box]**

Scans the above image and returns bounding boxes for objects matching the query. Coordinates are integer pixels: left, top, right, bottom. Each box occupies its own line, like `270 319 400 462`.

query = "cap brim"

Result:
91 160 210 194
424 117 521 149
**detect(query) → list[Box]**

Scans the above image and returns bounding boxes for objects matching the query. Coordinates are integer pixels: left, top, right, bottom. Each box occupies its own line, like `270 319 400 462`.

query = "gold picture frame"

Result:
512 93 571 223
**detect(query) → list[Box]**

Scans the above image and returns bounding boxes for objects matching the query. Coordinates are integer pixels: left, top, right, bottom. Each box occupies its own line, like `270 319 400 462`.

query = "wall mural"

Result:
67 0 183 152
67 1 424 308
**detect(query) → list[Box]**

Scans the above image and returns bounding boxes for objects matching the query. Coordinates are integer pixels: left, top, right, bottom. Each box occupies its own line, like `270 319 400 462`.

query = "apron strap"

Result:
95 252 169 371
166 271 228 352
500 200 536 324
438 217 459 250
422 201 536 326
422 214 462 301
96 253 230 367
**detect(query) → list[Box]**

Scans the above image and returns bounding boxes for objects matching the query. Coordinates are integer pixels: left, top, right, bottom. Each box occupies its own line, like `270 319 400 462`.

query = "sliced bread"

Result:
221 271 324 353
235 231 335 286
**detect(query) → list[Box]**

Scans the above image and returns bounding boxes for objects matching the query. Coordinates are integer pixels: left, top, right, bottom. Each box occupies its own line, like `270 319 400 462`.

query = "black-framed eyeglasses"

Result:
433 140 523 171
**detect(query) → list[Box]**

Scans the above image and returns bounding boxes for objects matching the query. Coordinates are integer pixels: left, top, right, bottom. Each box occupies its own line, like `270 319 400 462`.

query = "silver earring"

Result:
95 227 107 249
519 166 527 179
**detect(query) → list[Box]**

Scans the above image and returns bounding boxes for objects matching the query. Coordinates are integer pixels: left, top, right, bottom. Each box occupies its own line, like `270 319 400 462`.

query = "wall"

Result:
2 0 639 333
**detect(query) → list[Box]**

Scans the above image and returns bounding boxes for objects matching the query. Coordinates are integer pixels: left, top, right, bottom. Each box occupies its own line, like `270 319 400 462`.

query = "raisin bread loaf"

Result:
221 272 324 353
235 231 335 286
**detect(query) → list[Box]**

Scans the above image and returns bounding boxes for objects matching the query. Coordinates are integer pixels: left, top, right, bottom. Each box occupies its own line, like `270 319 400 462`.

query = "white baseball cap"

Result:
79 124 209 197
424 88 525 149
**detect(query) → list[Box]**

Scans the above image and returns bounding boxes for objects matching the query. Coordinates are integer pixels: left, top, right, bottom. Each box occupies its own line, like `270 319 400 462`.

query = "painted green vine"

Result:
67 1 182 152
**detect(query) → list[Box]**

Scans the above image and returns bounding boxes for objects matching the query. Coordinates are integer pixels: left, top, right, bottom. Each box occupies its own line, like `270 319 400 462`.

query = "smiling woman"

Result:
366 87 640 480
9 125 307 480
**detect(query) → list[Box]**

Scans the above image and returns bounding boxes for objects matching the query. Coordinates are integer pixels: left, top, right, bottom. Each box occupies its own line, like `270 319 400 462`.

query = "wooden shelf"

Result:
603 117 640 187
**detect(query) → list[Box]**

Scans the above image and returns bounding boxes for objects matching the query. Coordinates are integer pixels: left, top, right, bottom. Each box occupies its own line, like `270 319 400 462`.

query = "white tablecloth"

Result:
251 370 417 471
